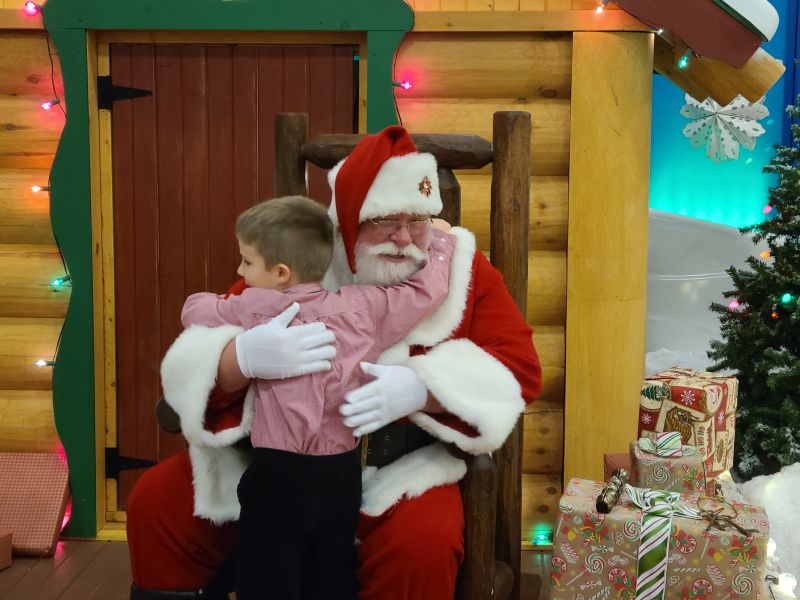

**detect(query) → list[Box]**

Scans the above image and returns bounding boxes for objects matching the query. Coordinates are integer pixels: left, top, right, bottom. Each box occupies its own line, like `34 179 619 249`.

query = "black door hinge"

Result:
105 447 157 479
97 75 153 111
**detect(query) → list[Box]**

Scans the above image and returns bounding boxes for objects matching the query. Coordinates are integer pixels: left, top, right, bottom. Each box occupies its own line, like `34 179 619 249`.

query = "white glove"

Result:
235 302 336 380
340 362 428 437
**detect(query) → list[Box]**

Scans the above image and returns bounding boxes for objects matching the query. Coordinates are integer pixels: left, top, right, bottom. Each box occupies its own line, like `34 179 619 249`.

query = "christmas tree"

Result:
708 102 800 478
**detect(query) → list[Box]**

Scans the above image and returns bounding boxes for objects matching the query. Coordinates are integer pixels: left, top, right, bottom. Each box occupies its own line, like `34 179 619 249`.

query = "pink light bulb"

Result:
763 204 774 215
400 81 412 91
23 1 39 16
40 99 60 110
727 299 740 310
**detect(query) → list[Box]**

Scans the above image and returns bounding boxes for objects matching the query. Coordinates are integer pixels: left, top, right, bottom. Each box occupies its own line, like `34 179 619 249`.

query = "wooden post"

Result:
564 33 652 483
274 113 308 197
490 110 531 600
456 454 498 600
437 168 461 227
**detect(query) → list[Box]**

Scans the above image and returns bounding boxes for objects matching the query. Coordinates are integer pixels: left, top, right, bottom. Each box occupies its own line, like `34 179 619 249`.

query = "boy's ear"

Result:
275 263 292 283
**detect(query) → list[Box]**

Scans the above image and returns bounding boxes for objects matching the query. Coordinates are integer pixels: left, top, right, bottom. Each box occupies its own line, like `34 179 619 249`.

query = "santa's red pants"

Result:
127 449 464 599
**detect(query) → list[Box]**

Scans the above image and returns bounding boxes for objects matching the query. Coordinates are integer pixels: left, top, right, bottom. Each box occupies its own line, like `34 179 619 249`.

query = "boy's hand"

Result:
431 218 451 232
340 363 428 437
235 302 336 379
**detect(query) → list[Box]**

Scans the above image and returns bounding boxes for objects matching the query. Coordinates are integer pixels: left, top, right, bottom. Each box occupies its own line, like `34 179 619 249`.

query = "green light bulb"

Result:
781 293 794 304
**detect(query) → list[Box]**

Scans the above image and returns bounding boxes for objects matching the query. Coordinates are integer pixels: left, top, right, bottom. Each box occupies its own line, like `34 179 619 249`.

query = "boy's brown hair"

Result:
235 196 333 283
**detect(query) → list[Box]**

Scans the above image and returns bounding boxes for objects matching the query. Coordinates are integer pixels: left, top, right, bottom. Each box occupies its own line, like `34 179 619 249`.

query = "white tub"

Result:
646 210 766 372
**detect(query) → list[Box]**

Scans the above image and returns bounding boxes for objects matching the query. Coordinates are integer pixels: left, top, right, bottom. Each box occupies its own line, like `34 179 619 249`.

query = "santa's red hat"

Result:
327 125 443 273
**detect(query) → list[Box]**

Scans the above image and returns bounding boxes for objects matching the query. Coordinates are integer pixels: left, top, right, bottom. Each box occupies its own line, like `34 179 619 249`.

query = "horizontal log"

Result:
0 168 54 244
0 389 58 453
527 250 567 326
0 143 55 169
530 326 566 404
523 400 563 474
481 249 567 326
398 32 571 100
412 10 647 32
0 31 63 97
521 473 561 544
0 95 62 169
654 35 785 106
397 98 569 176
459 174 567 251
531 325 564 369
538 364 565 405
0 8 44 30
302 133 493 169
0 317 62 390
0 244 69 317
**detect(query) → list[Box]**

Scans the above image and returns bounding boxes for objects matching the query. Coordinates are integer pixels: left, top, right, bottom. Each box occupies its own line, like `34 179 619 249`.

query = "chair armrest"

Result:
155 396 181 434
456 453 498 600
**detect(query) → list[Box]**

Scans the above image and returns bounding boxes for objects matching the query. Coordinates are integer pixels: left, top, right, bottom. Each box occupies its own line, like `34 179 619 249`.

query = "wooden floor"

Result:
0 541 131 600
0 541 550 599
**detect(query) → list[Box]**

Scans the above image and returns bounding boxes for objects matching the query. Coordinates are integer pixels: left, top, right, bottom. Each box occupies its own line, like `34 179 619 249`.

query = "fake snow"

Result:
740 463 800 583
645 348 716 376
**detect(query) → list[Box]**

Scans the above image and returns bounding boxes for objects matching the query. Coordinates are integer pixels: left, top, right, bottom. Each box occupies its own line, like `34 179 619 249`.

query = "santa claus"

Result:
127 125 542 599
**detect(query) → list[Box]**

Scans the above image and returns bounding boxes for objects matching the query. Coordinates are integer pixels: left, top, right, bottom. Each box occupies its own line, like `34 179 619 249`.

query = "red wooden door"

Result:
110 43 356 508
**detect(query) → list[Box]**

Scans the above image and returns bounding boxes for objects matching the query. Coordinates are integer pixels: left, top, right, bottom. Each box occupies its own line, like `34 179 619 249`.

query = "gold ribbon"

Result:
696 498 758 537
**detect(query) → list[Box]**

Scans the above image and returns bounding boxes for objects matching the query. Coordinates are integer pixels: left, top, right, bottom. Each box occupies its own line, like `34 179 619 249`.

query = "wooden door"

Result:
109 43 356 508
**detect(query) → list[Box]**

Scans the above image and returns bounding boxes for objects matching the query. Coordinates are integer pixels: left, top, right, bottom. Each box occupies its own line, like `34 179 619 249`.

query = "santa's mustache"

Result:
359 242 428 262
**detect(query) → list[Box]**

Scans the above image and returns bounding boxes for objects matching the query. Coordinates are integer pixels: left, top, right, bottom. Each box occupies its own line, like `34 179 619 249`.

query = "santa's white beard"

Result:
354 241 428 286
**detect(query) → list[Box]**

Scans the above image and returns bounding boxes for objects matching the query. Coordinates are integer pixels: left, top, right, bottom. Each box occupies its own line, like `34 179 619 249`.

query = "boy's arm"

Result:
181 292 244 328
349 230 456 348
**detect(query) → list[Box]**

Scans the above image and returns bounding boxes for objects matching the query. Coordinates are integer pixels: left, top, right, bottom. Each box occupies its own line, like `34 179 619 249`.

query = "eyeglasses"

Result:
366 218 432 237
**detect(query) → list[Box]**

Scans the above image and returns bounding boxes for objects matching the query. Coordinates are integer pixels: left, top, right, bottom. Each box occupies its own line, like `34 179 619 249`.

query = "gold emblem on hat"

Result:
418 176 432 197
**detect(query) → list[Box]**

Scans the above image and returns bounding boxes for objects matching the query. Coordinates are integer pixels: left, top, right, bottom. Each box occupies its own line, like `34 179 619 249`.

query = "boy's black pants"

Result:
235 445 362 600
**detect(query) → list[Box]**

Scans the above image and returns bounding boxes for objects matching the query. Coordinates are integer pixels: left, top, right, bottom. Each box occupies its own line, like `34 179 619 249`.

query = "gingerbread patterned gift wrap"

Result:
639 368 738 480
630 432 707 494
550 479 770 600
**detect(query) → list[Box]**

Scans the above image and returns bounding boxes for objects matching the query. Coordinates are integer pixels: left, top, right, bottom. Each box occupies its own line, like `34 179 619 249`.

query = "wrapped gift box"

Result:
0 453 69 557
0 531 11 571
630 433 707 494
551 478 770 600
604 452 631 482
640 368 738 479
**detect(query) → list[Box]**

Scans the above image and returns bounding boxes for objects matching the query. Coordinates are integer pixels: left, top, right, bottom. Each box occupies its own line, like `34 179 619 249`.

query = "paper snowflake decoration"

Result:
680 93 769 163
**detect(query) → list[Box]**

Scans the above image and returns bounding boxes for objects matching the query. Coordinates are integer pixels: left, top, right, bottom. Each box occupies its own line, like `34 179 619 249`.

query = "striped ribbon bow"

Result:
638 431 683 457
625 485 700 600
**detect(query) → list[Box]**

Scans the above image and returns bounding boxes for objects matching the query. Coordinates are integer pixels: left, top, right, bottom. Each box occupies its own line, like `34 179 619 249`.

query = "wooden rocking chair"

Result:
156 110 532 600
274 111 532 600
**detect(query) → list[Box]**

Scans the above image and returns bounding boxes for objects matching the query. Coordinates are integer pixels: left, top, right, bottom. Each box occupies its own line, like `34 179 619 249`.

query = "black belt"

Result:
361 422 436 468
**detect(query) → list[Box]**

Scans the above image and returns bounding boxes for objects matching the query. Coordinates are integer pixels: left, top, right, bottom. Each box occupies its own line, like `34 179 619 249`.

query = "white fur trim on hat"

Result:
160 324 254 448
360 442 466 517
406 338 525 455
327 153 443 226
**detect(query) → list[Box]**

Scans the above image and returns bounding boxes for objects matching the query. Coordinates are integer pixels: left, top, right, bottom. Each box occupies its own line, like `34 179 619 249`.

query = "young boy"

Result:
179 196 455 600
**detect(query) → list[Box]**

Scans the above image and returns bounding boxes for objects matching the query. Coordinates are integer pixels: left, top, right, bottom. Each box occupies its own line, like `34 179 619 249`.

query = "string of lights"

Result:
22 2 70 368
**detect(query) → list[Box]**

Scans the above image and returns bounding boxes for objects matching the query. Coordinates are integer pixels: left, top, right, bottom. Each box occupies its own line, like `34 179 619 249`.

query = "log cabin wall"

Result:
2 0 651 543
0 22 65 456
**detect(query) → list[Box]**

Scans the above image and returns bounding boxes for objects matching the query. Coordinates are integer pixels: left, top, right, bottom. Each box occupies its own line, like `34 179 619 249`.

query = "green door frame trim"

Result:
43 0 413 537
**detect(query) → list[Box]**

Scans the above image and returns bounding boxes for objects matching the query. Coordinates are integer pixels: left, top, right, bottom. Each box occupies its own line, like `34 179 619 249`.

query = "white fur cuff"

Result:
160 324 254 448
189 445 250 524
407 339 524 455
361 443 466 517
